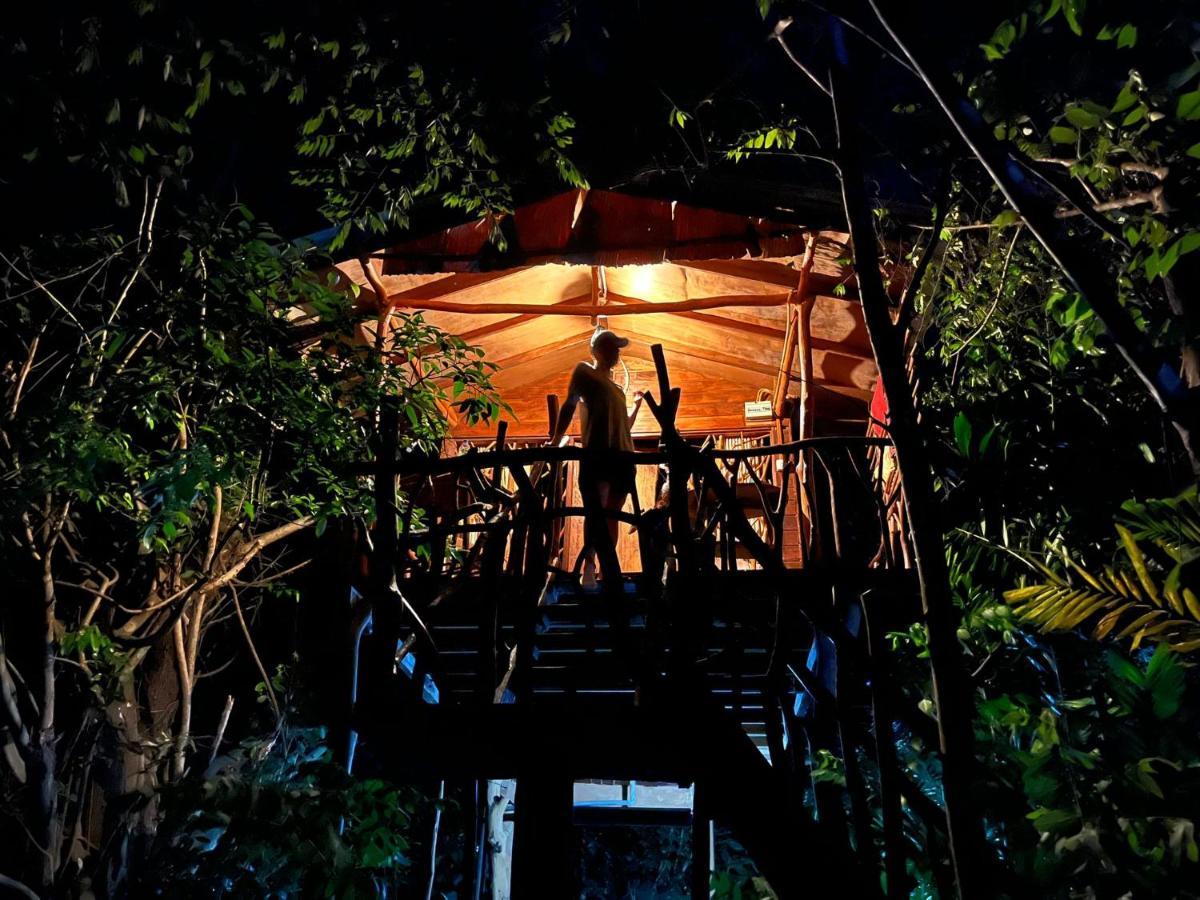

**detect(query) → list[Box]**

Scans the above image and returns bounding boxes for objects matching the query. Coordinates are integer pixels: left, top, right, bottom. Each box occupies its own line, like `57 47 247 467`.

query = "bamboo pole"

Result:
773 237 817 419
828 23 983 898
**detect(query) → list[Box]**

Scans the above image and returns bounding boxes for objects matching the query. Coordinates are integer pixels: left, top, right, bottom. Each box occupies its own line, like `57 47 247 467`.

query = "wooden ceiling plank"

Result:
604 293 873 362
615 326 868 398
455 293 593 343
488 329 596 379
676 259 856 298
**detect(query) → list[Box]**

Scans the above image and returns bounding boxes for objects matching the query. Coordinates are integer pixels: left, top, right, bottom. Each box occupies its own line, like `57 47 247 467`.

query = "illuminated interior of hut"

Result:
329 189 899 573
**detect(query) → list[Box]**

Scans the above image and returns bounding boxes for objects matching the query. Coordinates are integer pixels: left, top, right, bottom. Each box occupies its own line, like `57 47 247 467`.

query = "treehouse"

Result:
334 190 901 573
309 190 938 898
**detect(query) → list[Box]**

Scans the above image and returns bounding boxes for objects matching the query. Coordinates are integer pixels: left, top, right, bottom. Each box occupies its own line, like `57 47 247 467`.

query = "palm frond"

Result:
1120 486 1200 564
1004 519 1200 654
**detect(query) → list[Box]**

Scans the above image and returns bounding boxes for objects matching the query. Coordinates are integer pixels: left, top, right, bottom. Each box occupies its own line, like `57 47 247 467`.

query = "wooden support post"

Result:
490 420 508 491
772 303 800 420
863 593 910 899
590 264 602 327
424 780 446 900
506 463 545 702
834 625 876 873
511 775 575 899
829 24 983 897
546 394 560 441
691 783 714 900
796 289 817 562
471 779 487 900
772 235 817 422
797 298 816 442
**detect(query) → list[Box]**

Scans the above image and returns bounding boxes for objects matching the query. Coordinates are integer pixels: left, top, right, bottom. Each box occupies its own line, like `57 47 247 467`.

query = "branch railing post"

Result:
365 398 401 701
828 21 984 898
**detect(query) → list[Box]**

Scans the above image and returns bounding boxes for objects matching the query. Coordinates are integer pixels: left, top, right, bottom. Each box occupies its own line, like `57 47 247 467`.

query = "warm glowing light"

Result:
626 264 657 298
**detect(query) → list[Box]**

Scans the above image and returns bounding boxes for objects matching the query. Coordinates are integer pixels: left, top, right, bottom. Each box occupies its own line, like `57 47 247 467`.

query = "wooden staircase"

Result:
349 568 921 898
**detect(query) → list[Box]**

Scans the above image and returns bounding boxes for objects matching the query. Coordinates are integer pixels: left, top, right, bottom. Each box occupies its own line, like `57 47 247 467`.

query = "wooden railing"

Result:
389 433 901 578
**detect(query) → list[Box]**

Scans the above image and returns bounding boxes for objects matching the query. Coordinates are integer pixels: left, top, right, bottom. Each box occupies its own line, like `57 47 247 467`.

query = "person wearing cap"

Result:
546 326 645 586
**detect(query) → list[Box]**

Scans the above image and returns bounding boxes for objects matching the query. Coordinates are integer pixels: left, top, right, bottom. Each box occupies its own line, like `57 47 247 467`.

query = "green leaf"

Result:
1112 83 1138 113
1174 232 1200 258
1122 105 1147 126
1064 106 1100 129
1028 807 1079 834
992 209 1022 227
1062 0 1085 35
953 412 973 457
1049 338 1071 370
1049 125 1078 144
1177 90 1200 121
199 50 213 69
1116 23 1137 49
1187 142 1200 160
1147 648 1185 720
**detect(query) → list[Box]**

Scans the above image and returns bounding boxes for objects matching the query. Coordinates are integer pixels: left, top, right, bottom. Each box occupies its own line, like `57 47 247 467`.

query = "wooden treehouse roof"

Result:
332 189 887 439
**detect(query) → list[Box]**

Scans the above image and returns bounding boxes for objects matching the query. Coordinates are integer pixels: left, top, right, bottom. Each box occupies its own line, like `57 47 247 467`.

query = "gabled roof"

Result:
368 189 811 272
331 190 884 439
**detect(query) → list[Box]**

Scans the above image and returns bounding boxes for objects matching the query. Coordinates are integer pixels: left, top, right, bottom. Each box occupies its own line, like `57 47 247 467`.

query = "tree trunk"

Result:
487 779 516 900
828 21 984 899
30 537 60 893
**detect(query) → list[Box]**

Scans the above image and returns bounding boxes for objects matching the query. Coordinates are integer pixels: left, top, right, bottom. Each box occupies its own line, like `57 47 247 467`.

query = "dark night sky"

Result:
1 1 1056 244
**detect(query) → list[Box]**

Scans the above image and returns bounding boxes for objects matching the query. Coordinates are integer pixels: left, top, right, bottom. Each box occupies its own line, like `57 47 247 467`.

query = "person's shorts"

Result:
580 456 637 499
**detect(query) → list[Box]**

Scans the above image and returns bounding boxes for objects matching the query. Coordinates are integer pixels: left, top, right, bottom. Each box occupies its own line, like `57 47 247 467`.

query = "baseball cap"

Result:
590 326 630 349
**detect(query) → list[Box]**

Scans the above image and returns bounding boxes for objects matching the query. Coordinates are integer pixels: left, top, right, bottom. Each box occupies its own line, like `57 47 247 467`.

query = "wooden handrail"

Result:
360 435 892 476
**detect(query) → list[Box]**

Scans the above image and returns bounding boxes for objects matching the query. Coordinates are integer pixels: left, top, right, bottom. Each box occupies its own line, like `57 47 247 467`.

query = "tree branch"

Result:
867 0 1200 475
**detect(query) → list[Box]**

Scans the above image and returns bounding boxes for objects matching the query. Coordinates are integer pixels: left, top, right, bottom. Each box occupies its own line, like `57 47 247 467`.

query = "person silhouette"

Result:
547 326 644 587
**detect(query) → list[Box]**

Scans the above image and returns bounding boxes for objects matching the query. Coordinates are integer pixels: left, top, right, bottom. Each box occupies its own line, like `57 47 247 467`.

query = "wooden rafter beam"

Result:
383 291 795 317
604 292 782 339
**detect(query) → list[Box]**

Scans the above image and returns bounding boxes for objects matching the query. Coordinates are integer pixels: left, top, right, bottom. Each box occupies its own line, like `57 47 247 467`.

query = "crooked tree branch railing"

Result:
383 435 898 577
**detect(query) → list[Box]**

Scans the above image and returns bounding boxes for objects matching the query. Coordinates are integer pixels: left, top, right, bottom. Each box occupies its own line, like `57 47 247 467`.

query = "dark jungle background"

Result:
2 0 1200 896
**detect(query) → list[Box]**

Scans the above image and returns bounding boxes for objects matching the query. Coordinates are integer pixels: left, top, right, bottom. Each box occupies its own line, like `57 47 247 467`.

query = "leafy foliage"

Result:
973 644 1200 895
141 726 433 898
0 5 572 893
1006 491 1200 653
